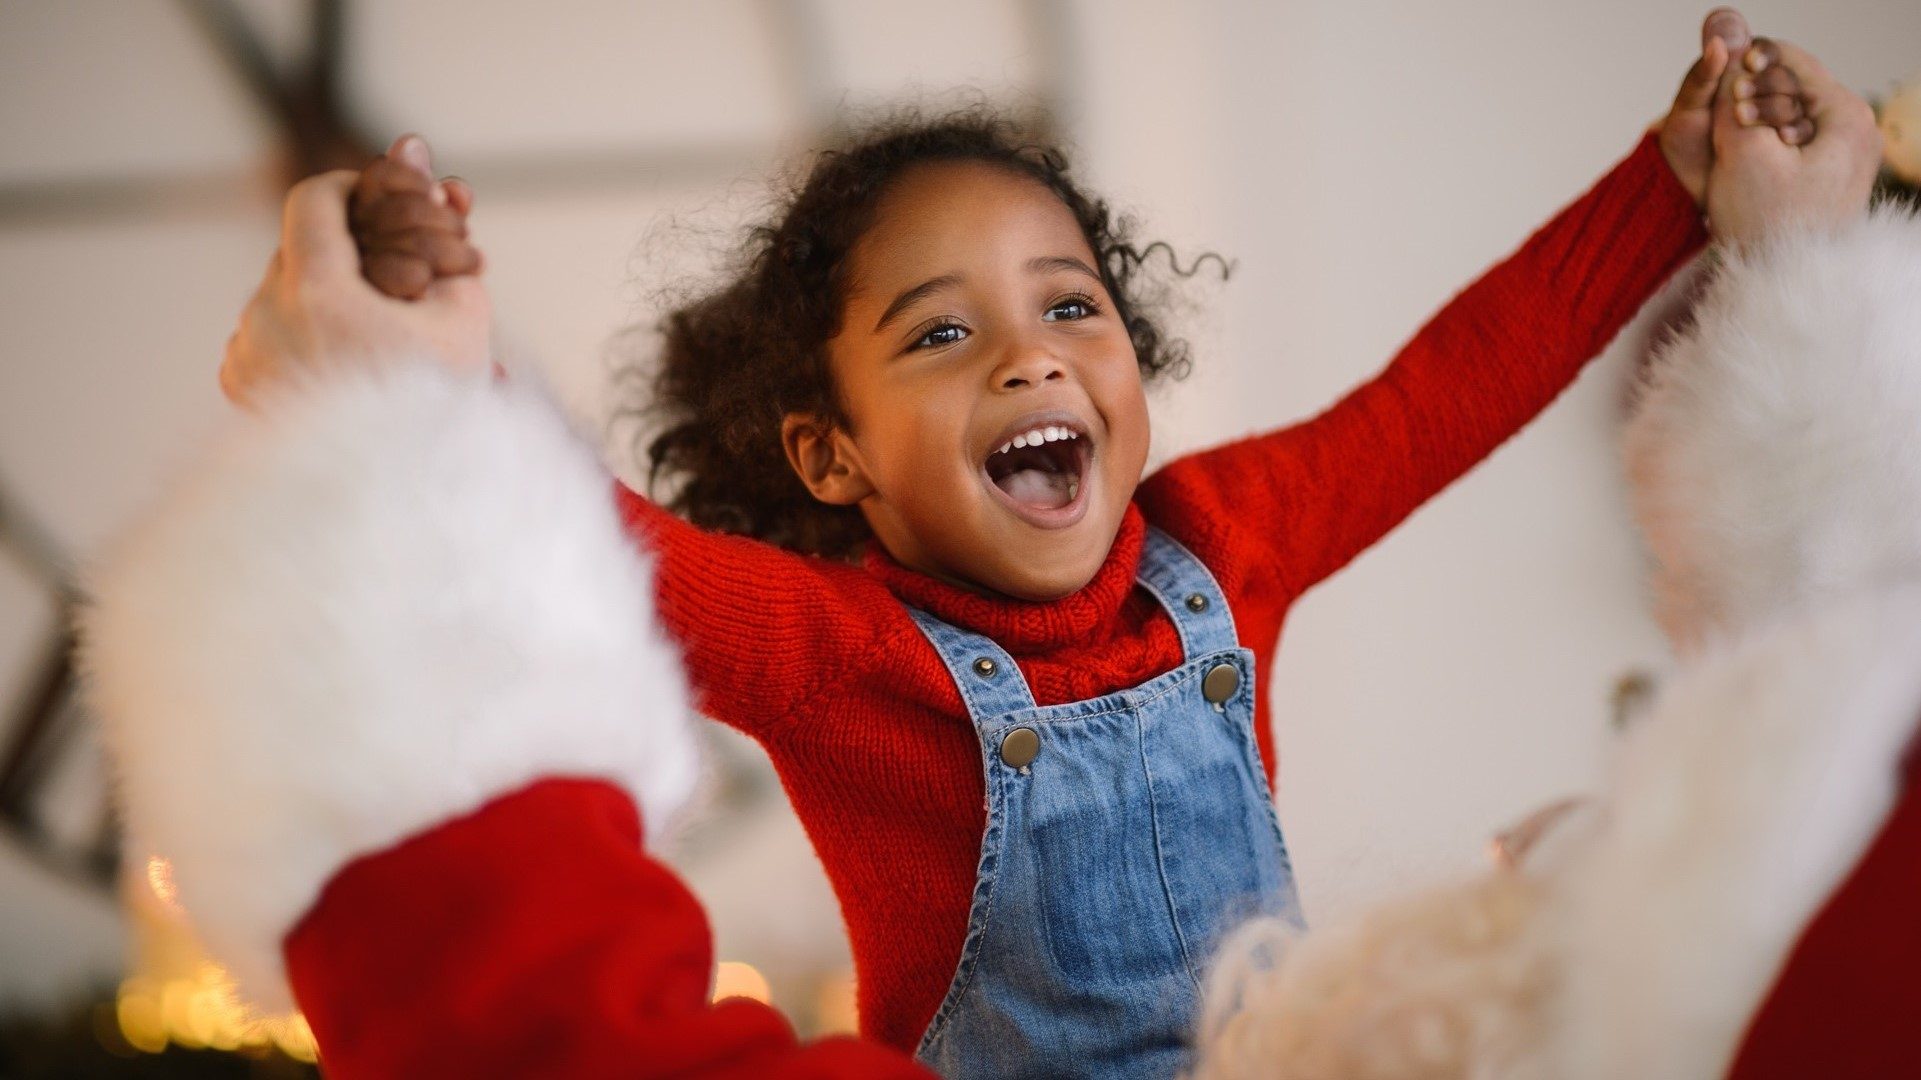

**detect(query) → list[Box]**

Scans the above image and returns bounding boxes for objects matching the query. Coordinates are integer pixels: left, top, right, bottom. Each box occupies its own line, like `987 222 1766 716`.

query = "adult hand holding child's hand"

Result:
1703 38 1883 248
1659 8 1811 207
219 135 491 409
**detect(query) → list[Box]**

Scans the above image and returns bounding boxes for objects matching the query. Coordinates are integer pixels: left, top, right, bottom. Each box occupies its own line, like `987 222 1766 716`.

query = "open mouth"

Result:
983 422 1090 523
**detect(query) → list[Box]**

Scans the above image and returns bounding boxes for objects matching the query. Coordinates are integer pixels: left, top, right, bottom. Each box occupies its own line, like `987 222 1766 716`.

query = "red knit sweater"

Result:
613 132 1707 1050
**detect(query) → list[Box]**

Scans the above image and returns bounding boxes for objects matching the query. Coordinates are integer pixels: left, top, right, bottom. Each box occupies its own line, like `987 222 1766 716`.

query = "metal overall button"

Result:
973 657 998 678
1185 592 1209 613
1000 727 1041 768
1202 662 1240 706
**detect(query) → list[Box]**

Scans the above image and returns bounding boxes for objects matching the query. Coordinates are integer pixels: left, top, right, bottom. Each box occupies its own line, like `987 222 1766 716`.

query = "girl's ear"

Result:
780 413 875 506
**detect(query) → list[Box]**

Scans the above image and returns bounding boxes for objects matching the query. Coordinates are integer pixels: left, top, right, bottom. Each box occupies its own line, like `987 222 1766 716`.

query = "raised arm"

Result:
1142 12 1826 602
220 147 882 740
1145 131 1708 599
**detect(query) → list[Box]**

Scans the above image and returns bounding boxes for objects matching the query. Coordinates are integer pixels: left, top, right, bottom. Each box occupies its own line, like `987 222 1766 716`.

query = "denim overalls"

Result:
907 526 1302 1079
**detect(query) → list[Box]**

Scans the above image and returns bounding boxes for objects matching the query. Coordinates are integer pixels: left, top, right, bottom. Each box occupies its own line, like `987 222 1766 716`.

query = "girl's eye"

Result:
912 322 968 350
1044 294 1100 322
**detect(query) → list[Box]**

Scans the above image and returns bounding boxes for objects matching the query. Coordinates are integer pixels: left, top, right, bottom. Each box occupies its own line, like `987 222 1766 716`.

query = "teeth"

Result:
991 425 1081 458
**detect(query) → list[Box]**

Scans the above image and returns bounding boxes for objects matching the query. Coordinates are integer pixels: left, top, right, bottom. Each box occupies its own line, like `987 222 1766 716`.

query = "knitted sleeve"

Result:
616 485 891 733
1141 131 1708 603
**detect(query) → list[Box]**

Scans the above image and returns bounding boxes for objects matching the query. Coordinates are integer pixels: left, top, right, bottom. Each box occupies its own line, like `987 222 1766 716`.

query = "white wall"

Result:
3 0 1917 1015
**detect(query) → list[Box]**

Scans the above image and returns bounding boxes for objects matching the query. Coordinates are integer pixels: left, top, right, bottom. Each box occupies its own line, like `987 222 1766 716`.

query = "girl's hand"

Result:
219 163 491 409
1659 7 1809 207
1703 38 1882 249
351 134 482 300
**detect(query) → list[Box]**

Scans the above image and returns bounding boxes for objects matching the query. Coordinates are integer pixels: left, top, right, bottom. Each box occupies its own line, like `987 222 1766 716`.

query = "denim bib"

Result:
907 526 1301 1079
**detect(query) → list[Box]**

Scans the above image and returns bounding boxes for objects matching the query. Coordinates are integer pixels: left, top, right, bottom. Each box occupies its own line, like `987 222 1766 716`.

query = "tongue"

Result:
999 467 1075 510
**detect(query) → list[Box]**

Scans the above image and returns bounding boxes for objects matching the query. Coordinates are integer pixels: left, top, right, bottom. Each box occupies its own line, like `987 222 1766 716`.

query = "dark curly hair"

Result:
634 106 1223 560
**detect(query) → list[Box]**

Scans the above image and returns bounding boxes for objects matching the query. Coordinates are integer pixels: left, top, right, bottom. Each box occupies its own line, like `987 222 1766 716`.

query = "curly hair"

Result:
636 106 1223 559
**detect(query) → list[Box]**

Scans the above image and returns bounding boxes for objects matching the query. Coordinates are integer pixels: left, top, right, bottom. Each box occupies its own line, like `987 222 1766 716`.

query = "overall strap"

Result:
906 608 1039 723
1134 526 1240 660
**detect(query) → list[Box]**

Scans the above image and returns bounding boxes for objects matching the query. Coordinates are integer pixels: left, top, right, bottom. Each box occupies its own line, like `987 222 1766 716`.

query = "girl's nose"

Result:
993 342 1067 390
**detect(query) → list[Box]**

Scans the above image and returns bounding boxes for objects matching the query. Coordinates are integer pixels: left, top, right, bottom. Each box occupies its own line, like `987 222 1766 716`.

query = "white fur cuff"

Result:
1627 203 1921 651
78 364 698 1012
1554 586 1921 1079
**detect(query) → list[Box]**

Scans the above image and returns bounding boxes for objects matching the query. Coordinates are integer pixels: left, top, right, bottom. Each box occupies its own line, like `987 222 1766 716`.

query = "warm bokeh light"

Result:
712 960 770 1003
114 979 167 1054
113 962 318 1063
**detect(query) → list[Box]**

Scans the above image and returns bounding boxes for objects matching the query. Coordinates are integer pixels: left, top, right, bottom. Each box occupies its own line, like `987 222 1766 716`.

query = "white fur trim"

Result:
1626 204 1921 653
1191 872 1554 1080
78 364 698 1013
1551 587 1921 1080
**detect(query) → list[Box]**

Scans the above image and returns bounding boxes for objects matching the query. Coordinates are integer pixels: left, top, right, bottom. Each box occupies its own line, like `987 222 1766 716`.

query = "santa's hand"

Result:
219 164 492 409
1658 8 1811 207
1703 36 1881 249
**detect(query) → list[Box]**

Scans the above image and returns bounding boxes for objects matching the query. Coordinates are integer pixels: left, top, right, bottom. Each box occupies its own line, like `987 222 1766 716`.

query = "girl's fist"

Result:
349 135 483 301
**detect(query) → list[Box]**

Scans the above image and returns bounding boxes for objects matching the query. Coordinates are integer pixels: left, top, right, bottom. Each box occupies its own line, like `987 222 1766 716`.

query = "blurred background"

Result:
2 0 1917 1072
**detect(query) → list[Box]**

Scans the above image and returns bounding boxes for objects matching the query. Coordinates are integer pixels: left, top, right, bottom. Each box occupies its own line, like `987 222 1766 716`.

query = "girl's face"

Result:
784 160 1151 601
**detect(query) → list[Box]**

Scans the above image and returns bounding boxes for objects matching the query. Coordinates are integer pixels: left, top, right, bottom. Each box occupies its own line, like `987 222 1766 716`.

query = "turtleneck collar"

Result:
863 503 1147 653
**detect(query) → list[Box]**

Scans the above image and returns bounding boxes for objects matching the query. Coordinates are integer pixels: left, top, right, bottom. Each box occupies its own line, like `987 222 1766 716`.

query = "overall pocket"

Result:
1023 709 1191 985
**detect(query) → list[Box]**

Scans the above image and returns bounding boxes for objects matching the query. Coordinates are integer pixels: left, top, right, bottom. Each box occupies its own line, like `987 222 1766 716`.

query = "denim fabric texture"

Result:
908 527 1301 1080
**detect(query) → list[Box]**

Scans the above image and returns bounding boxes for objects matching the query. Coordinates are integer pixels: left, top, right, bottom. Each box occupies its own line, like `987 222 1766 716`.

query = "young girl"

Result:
260 16 1804 1078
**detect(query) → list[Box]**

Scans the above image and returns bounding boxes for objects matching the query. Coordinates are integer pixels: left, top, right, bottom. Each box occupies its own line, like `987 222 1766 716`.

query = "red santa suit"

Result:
79 204 1921 1077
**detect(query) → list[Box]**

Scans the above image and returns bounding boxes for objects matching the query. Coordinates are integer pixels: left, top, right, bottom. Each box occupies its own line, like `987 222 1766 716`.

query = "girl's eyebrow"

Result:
1026 254 1100 280
875 273 963 333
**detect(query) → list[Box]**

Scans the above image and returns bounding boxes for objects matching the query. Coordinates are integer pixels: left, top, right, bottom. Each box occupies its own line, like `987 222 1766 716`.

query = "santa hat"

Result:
78 363 699 1013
